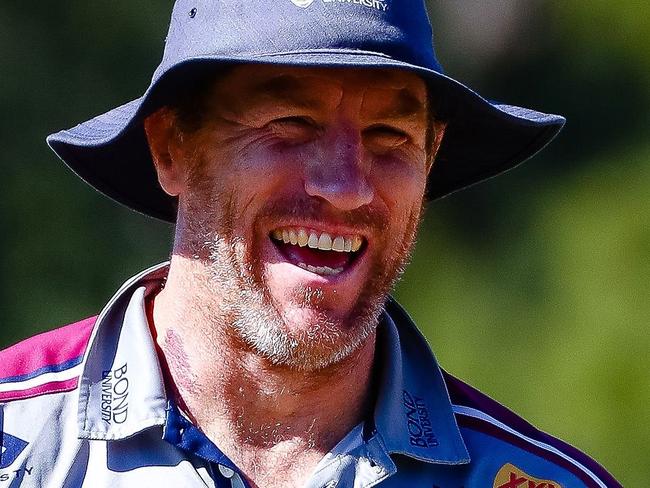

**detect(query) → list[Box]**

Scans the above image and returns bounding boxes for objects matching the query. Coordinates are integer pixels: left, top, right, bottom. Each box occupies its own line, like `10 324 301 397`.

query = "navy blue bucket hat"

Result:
47 0 565 223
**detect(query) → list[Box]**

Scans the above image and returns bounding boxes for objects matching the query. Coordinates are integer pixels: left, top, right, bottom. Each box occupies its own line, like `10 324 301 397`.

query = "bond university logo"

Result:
288 0 389 13
494 463 561 488
101 363 129 424
402 390 439 448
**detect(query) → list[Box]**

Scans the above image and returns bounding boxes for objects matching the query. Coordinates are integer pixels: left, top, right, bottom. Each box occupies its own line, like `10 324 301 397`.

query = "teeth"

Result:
332 236 345 252
344 237 352 252
297 263 344 276
272 228 364 254
307 232 319 249
351 236 363 252
317 233 332 251
297 229 309 247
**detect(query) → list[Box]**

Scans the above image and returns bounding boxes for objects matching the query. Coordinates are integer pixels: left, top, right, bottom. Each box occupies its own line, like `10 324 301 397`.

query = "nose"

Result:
303 125 374 211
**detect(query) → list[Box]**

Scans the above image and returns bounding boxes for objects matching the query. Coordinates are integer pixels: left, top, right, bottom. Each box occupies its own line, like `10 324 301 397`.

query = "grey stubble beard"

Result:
203 215 420 372
181 180 423 372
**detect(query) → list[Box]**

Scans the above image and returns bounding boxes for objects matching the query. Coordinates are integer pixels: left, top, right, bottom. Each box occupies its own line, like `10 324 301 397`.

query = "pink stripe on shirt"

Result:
0 316 96 381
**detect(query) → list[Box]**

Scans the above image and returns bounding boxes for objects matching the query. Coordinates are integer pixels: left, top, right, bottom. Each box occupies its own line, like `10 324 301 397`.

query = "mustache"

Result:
257 197 389 232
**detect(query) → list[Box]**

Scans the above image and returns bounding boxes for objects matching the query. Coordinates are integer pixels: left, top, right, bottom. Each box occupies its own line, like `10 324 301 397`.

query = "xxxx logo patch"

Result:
493 463 562 488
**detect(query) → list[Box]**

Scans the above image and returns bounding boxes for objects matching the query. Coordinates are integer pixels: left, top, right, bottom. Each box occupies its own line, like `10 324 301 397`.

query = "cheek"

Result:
233 142 307 188
200 145 311 257
370 161 427 254
371 157 428 213
192 125 306 188
202 144 303 216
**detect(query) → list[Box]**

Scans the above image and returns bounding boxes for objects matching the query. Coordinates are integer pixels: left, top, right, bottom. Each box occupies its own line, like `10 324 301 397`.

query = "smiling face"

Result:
146 65 443 371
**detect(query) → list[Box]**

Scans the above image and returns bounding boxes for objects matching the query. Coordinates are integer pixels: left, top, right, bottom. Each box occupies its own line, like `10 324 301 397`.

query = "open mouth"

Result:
270 227 366 276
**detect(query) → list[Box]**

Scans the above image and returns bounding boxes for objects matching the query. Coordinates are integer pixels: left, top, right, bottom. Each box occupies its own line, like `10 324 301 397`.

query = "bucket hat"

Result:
47 0 565 223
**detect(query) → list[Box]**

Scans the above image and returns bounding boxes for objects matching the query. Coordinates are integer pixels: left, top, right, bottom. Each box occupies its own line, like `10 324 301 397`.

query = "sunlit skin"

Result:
144 65 445 488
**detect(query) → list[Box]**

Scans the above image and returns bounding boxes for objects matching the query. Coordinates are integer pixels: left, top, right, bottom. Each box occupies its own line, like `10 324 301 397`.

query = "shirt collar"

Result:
77 264 469 465
373 298 470 465
78 262 169 440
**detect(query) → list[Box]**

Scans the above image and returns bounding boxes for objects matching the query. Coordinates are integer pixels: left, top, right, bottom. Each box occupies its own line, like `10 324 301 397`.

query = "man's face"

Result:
152 65 437 370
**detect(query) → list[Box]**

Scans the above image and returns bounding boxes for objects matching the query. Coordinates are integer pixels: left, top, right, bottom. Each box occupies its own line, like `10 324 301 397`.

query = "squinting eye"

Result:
268 116 318 142
364 125 409 151
271 116 316 129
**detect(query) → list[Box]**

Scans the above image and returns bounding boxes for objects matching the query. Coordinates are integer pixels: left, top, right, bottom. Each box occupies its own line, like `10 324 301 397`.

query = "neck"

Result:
152 255 377 486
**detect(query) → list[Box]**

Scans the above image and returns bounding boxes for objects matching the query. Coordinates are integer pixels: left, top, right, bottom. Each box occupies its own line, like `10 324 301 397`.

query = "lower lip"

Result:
266 238 366 283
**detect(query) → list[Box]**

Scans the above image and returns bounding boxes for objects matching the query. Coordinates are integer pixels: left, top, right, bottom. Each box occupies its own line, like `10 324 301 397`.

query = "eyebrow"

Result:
372 88 427 120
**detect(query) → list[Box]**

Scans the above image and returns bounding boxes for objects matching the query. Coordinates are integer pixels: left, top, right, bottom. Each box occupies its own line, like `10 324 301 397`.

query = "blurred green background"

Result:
1 1 648 485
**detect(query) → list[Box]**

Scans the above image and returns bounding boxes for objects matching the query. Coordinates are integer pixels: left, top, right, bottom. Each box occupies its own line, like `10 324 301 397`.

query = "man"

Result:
0 1 620 487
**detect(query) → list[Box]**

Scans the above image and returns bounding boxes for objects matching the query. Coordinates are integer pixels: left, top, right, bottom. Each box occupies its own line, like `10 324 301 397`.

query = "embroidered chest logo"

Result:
402 390 438 448
100 362 129 424
494 463 562 488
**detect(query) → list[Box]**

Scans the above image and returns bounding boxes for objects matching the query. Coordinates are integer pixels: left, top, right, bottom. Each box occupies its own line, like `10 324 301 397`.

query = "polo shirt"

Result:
0 263 621 487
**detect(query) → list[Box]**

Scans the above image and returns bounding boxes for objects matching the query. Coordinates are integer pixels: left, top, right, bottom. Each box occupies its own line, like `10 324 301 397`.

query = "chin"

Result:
230 289 382 372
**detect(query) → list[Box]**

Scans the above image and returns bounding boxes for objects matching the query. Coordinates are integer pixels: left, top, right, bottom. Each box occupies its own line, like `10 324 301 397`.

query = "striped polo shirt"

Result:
0 263 621 487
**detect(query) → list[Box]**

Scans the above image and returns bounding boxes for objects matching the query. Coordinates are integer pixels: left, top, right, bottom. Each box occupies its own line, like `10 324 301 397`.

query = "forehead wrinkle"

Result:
249 74 331 111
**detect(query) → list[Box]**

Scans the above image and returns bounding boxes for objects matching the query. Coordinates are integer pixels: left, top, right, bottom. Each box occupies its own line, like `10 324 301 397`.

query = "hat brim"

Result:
47 51 565 223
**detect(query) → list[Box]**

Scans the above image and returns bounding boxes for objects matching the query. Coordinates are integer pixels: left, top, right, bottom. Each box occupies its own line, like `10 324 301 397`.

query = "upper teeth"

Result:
272 228 363 252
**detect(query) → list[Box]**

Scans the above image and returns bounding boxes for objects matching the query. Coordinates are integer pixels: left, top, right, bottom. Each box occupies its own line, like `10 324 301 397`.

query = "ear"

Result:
144 108 186 197
426 119 447 173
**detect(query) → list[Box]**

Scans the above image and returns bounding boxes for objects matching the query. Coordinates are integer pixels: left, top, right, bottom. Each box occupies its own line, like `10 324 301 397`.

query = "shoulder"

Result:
0 318 97 482
0 316 96 402
442 370 622 488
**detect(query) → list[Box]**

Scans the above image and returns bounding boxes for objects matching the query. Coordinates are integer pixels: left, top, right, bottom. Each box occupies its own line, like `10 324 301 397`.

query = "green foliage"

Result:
552 0 650 81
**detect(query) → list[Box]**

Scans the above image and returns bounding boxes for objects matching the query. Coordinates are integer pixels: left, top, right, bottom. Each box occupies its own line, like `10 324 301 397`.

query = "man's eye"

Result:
364 125 409 151
271 116 316 129
267 116 318 141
